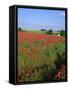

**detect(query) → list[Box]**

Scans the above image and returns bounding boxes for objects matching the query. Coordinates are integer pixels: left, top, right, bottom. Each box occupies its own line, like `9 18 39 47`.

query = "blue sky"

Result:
18 8 65 31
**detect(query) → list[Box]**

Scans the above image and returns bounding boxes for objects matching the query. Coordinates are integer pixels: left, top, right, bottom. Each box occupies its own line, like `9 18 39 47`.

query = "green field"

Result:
19 29 61 35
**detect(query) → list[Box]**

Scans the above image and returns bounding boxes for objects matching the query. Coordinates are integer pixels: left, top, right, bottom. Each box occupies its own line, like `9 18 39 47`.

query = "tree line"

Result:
18 28 65 36
41 29 65 36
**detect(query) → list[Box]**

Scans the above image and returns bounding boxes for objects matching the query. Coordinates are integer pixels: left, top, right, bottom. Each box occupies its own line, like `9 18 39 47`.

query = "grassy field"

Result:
21 29 60 35
17 31 65 83
26 30 47 34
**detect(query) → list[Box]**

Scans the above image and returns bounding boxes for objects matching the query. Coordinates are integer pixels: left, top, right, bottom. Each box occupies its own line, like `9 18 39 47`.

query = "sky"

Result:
18 8 65 31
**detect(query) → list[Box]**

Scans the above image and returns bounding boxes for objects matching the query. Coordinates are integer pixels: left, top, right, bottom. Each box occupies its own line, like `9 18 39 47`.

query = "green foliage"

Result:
18 42 65 82
28 30 47 34
41 29 47 31
55 52 65 70
60 30 65 36
18 28 26 32
18 27 22 31
46 29 53 35
20 40 43 48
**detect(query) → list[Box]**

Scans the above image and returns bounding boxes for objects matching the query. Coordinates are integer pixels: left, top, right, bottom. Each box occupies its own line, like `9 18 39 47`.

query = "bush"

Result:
46 29 53 35
18 28 22 31
41 29 46 31
60 30 65 36
18 28 26 32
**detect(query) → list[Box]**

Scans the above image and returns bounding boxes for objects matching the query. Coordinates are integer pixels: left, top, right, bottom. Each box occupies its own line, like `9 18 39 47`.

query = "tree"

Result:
41 29 46 31
46 29 53 35
18 28 22 31
60 30 65 36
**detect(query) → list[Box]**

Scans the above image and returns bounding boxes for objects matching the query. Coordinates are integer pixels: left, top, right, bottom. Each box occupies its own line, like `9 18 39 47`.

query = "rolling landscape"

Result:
17 29 65 82
17 8 66 83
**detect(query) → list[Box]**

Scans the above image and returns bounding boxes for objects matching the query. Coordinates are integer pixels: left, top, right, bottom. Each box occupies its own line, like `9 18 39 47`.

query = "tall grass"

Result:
18 42 65 82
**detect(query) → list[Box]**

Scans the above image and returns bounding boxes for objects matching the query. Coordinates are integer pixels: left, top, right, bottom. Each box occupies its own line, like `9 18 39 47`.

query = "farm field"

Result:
24 30 47 34
20 30 60 35
17 31 65 83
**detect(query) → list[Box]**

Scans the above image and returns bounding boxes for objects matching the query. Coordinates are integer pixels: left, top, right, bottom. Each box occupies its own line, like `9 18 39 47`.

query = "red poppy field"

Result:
17 31 65 82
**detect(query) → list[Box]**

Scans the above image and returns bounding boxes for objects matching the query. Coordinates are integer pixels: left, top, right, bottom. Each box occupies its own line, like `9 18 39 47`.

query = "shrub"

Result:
18 27 22 31
60 30 65 36
46 29 53 35
41 29 47 31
